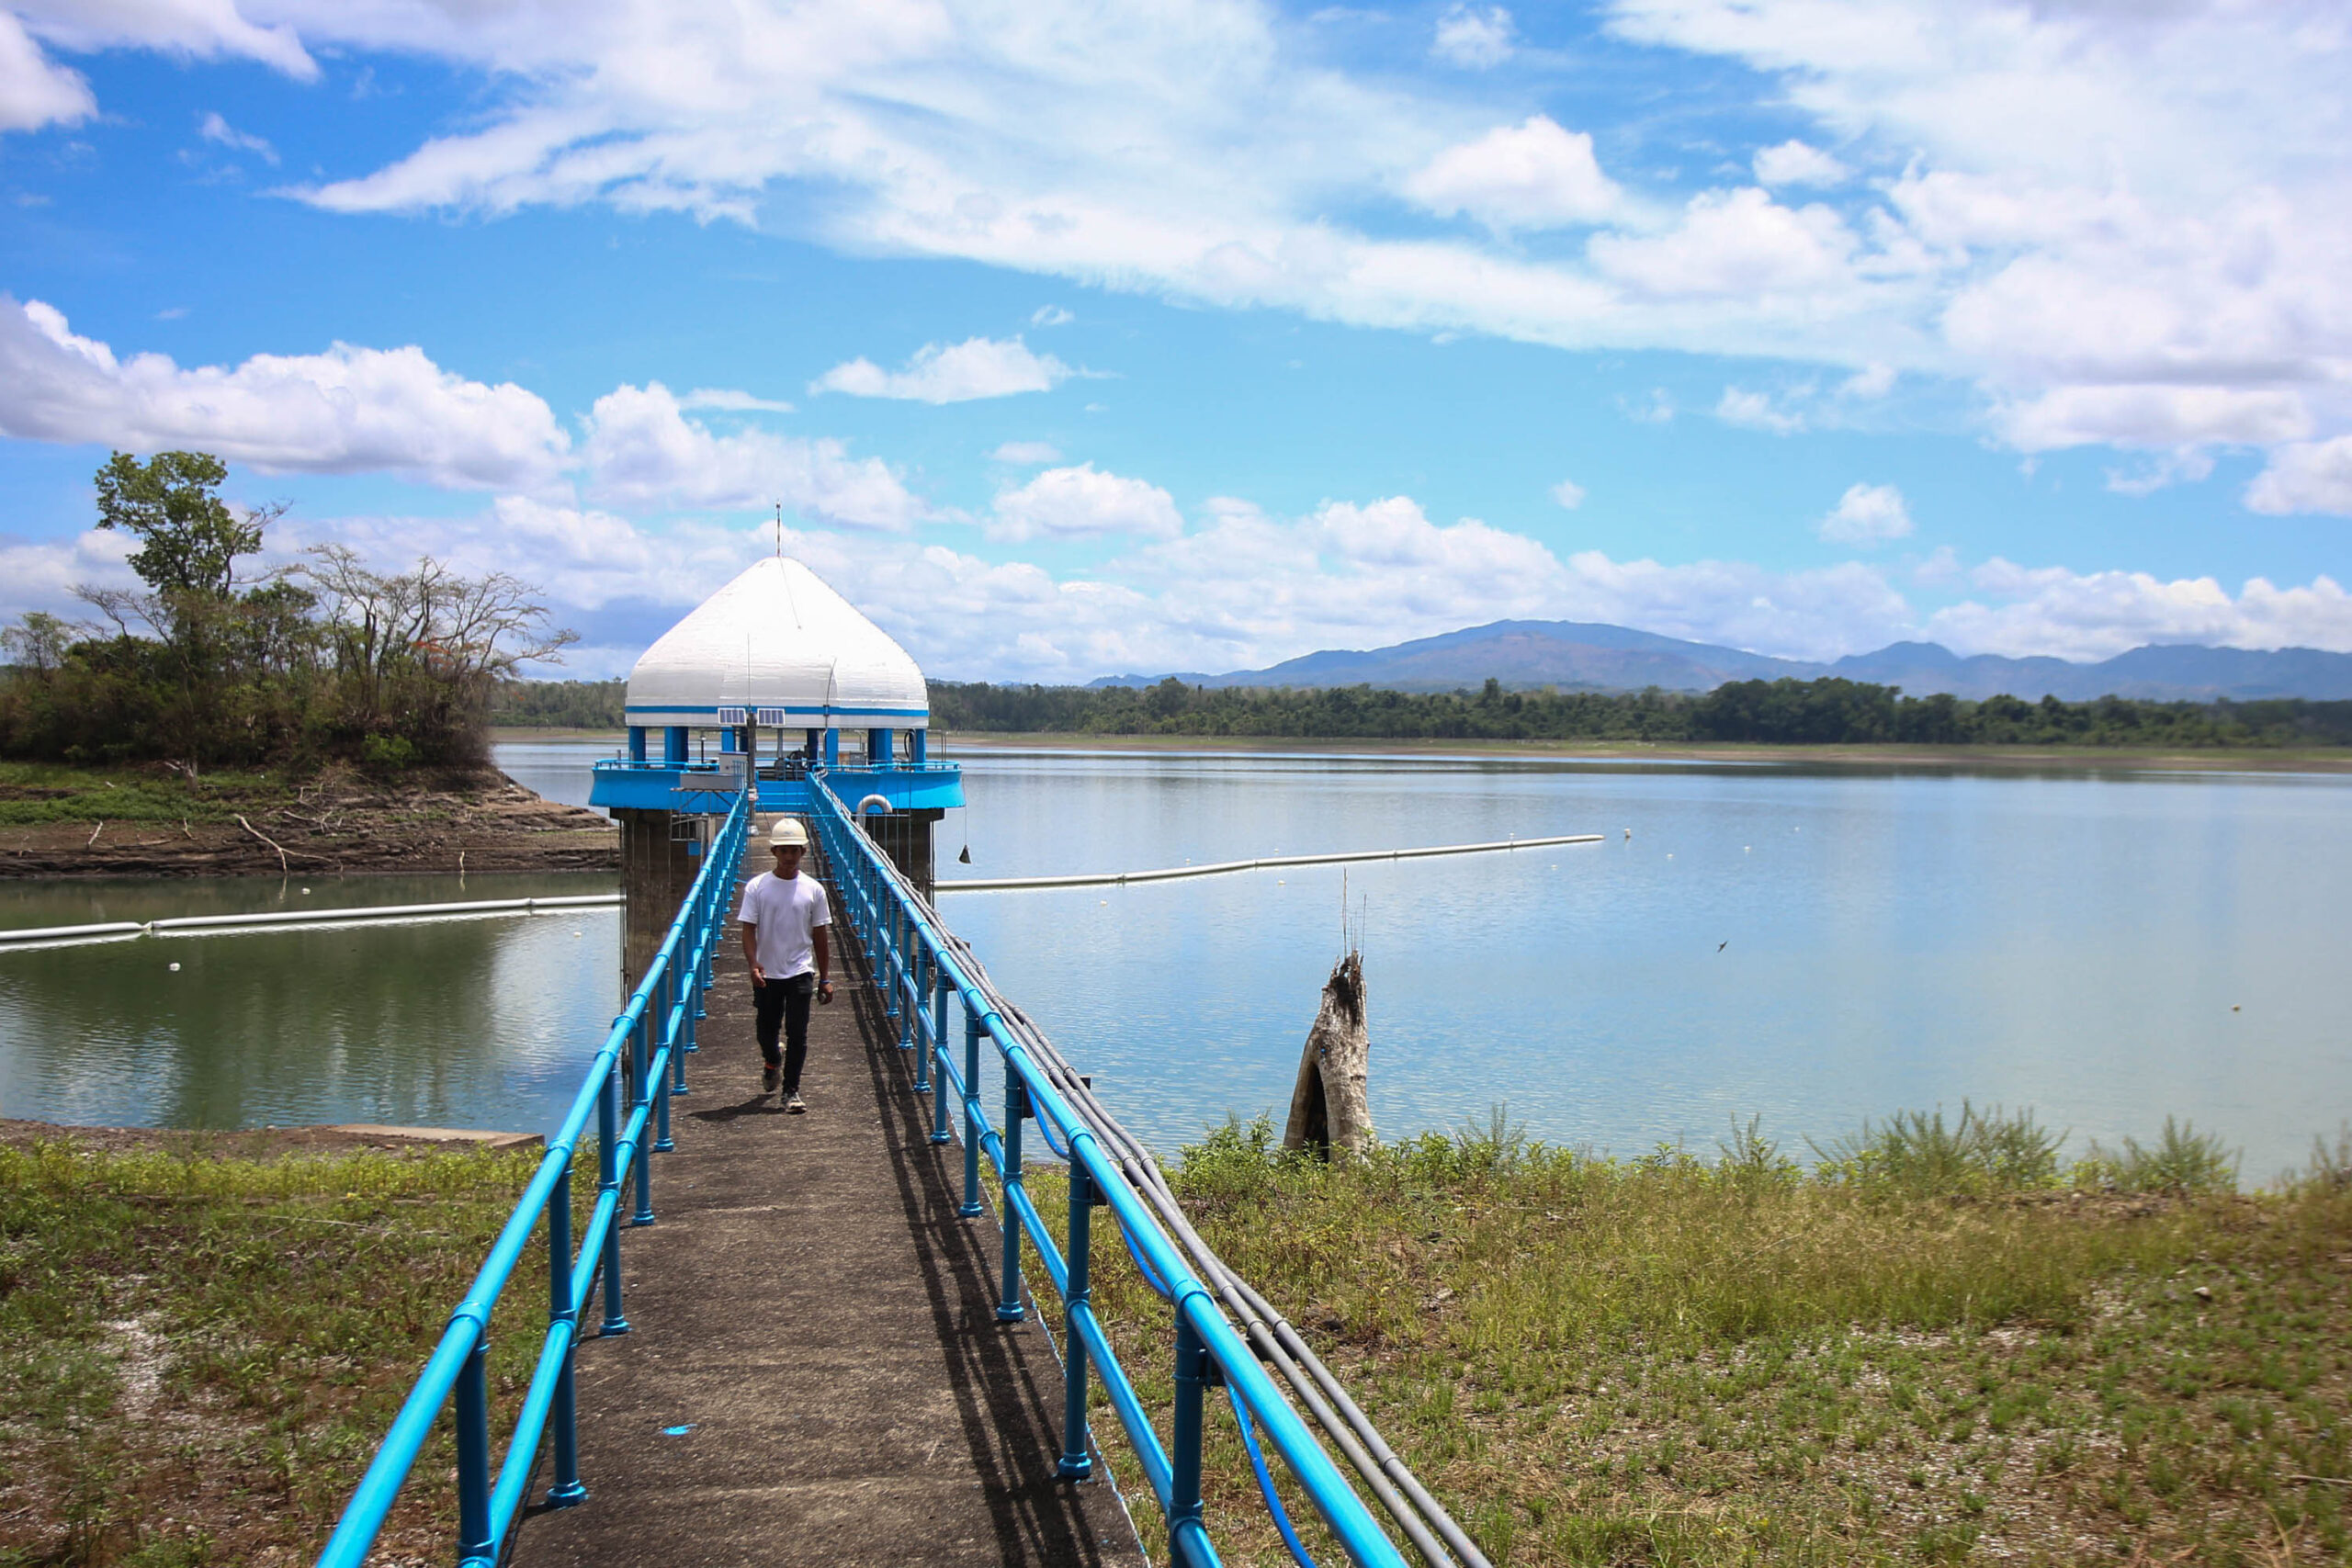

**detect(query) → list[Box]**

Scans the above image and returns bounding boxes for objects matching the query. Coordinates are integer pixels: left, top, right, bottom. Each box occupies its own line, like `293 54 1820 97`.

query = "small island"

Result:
0 452 615 876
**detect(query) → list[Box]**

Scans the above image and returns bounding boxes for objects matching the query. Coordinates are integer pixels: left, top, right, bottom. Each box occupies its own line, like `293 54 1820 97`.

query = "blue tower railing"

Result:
807 773 1410 1568
312 790 752 1568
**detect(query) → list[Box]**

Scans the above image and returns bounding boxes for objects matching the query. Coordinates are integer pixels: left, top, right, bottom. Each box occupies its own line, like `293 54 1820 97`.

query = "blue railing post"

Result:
1170 1317 1208 1557
673 957 695 1089
654 971 677 1149
597 1057 628 1336
998 1078 1027 1323
547 1166 587 1506
911 942 932 1091
897 909 914 1055
930 974 952 1145
960 1008 984 1217
630 1010 655 1226
455 1340 492 1566
1058 1162 1094 1481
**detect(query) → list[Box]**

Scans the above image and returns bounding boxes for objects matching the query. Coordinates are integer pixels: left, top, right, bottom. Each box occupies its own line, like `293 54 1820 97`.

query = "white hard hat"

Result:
769 818 809 849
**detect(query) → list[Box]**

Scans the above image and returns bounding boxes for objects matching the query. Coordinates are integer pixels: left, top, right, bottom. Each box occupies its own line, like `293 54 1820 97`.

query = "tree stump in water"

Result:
1283 951 1372 1159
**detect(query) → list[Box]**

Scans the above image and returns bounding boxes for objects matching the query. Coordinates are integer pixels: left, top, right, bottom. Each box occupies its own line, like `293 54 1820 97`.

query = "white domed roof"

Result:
625 557 929 728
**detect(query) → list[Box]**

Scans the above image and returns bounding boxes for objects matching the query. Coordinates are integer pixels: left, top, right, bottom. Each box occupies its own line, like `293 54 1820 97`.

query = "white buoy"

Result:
168 962 180 972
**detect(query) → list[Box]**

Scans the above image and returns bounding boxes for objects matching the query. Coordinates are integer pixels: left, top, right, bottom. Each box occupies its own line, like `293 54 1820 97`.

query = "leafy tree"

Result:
93 450 267 601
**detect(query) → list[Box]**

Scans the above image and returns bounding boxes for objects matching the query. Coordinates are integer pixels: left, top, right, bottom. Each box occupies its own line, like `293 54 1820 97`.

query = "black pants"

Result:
752 972 816 1093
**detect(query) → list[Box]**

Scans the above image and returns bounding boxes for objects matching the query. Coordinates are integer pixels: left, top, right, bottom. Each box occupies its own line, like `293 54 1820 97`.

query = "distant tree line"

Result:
486 668 2352 750
0 451 575 772
920 675 2352 748
492 678 626 728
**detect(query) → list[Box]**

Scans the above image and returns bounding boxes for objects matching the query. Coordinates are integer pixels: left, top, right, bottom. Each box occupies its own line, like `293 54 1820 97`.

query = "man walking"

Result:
738 818 833 1111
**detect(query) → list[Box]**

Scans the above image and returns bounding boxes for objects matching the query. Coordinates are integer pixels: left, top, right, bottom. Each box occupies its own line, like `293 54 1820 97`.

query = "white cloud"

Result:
1620 388 1676 423
1930 562 2352 660
1402 117 1621 231
1996 385 2312 452
2245 437 2352 517
1818 482 1914 546
1715 386 1805 435
1549 478 1585 509
1431 4 1514 67
1589 187 1858 299
198 111 276 163
9 0 316 83
582 382 928 529
1838 362 1894 399
0 295 569 490
0 11 93 131
990 441 1063 465
812 337 1073 404
2104 449 2214 499
678 388 794 413
1030 305 1074 326
1752 140 1848 188
988 463 1182 544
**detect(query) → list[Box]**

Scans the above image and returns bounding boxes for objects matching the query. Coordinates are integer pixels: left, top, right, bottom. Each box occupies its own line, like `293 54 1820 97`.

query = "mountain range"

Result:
1089 621 2352 704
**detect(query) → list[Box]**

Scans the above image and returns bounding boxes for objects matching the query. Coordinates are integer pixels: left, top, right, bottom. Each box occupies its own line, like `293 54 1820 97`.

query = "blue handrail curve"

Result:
803 773 1410 1568
313 790 752 1568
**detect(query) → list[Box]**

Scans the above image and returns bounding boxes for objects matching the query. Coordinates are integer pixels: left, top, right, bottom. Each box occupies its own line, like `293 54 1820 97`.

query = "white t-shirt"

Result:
737 870 831 979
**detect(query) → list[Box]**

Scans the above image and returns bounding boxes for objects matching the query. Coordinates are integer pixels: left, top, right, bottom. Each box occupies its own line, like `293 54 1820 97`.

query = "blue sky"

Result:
0 0 2346 681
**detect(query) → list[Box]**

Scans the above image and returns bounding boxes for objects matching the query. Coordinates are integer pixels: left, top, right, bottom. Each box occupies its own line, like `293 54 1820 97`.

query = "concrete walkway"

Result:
513 834 1146 1568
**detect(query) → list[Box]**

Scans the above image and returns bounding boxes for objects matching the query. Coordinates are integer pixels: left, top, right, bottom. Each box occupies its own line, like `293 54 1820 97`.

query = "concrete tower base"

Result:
858 808 944 900
617 807 705 994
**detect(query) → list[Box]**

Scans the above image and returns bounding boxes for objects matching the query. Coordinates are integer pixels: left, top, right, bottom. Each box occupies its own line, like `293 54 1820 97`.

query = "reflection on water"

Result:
4 739 2346 1176
0 869 620 1133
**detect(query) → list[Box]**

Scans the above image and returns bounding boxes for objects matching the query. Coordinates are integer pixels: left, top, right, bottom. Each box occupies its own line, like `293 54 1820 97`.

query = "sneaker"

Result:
762 1066 779 1095
786 1093 807 1114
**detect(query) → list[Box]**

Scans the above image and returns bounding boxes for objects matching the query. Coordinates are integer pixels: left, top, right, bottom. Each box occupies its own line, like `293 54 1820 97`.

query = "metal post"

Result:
456 1340 492 1564
651 978 674 1153
998 1077 1027 1323
1058 1162 1094 1480
885 902 900 1024
930 975 952 1145
897 909 914 1055
1170 1316 1207 1556
658 966 684 1129
631 1011 655 1226
960 1009 984 1218
597 1056 628 1335
548 1167 587 1506
911 943 932 1091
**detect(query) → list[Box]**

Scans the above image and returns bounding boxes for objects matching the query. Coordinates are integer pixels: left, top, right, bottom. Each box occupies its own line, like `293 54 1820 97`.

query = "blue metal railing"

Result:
314 790 753 1568
807 776 1409 1568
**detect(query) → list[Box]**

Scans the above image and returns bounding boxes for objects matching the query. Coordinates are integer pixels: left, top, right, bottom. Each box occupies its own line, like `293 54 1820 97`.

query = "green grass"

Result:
0 762 290 828
0 1139 576 1567
1023 1113 2352 1568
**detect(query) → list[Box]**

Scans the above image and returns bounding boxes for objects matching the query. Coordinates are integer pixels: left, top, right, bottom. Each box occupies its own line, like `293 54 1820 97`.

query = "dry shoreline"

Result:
0 769 617 879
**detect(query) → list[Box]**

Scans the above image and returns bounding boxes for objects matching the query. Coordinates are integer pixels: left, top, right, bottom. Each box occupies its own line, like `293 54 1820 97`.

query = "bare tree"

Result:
299 546 577 732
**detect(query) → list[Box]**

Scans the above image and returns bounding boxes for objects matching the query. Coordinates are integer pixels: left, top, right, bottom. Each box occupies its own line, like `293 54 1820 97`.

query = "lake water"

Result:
3 739 2346 1180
